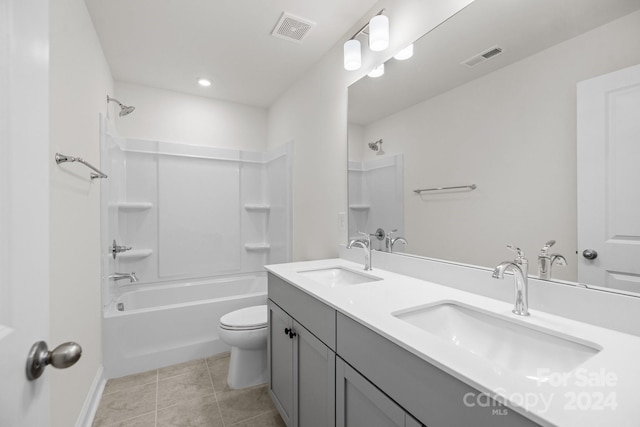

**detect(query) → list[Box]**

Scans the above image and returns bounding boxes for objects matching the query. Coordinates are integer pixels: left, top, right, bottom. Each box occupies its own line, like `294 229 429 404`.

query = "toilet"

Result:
218 305 268 389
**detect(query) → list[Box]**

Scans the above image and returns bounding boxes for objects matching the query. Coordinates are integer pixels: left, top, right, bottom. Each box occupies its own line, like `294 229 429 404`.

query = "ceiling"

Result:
349 0 640 125
85 0 378 107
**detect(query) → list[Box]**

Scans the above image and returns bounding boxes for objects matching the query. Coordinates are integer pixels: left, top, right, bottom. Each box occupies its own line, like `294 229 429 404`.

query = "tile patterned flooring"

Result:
92 353 285 427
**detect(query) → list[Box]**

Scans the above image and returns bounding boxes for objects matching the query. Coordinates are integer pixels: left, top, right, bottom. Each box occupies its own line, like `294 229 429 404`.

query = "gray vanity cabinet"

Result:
268 273 540 427
268 301 294 425
268 274 336 427
337 313 541 427
336 357 422 427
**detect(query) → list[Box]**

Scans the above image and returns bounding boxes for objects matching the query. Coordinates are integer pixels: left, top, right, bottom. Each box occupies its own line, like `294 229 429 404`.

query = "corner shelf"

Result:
117 249 153 260
114 202 153 211
349 205 370 211
244 243 271 252
244 204 271 212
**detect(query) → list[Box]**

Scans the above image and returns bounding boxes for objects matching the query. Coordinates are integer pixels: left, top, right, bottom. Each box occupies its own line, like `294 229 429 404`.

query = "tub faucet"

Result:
492 245 530 316
109 272 139 283
537 240 567 280
348 232 372 271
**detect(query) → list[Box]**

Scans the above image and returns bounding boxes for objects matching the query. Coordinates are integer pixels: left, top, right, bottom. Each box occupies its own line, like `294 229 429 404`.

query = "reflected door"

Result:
577 63 640 292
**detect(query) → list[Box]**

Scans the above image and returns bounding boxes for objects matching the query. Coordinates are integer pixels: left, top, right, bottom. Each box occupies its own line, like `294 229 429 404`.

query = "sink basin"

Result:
393 301 601 378
298 267 382 288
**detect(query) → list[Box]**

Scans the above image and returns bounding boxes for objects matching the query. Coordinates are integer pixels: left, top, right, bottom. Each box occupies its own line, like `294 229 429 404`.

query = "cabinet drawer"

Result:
336 313 540 427
268 273 336 350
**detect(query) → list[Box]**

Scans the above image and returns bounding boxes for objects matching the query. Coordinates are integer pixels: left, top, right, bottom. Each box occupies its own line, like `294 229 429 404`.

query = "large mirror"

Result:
348 0 640 295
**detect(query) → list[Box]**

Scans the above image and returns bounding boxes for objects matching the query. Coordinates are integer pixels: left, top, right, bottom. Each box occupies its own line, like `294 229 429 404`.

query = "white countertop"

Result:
265 258 640 427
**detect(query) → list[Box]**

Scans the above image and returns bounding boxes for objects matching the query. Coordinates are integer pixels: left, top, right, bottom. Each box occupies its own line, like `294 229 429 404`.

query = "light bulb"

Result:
394 44 414 60
369 15 389 52
368 63 384 78
197 78 211 87
344 39 362 71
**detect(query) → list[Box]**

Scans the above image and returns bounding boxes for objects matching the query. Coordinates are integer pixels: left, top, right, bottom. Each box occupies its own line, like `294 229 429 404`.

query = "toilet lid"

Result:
220 305 268 330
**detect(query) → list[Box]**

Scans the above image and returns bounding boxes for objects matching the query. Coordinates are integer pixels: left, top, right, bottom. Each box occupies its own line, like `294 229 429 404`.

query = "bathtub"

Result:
103 273 267 379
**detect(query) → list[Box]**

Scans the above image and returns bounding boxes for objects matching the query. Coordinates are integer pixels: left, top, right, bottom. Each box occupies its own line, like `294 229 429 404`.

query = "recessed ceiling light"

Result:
197 78 212 87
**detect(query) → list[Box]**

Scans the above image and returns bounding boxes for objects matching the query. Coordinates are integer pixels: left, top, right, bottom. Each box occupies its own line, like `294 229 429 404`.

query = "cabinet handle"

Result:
284 327 291 335
289 330 297 339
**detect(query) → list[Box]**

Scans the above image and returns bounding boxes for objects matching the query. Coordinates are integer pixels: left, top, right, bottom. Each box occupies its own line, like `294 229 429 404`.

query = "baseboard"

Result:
75 365 106 427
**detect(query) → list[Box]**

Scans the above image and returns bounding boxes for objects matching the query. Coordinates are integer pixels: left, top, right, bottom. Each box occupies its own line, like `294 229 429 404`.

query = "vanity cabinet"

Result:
268 274 336 427
336 357 422 427
337 313 540 427
268 273 540 427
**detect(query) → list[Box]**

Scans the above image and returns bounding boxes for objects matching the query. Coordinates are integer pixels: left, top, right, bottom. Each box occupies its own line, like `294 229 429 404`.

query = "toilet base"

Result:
227 346 267 389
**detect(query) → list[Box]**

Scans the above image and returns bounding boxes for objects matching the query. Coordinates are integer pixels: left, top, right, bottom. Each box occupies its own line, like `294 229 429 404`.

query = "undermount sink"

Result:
393 301 601 379
298 267 382 288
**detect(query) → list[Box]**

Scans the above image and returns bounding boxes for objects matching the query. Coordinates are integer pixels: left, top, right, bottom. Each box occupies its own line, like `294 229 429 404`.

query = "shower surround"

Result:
100 117 291 377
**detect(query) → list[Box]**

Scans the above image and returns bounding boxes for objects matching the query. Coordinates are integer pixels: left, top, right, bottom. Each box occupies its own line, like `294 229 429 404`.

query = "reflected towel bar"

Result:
55 153 107 180
414 184 476 194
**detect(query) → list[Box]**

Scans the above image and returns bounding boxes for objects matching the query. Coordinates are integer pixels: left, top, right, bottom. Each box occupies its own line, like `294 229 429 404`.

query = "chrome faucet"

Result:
384 229 408 253
492 245 530 316
537 240 567 280
348 232 372 271
109 272 139 283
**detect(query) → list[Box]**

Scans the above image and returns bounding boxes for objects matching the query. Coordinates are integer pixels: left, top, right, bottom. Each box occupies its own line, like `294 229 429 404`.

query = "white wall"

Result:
267 0 474 261
49 0 114 424
352 10 640 281
114 82 267 151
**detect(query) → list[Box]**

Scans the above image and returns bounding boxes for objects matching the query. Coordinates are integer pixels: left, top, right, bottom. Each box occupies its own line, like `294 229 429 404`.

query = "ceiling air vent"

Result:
271 13 315 43
461 46 504 68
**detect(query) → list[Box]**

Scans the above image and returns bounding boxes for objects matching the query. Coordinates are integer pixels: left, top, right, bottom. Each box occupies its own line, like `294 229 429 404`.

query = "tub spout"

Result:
109 272 139 283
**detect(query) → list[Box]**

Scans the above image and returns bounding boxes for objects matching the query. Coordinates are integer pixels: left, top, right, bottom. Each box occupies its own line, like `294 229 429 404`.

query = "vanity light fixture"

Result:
197 78 212 87
394 44 414 60
368 15 389 52
344 39 362 71
368 63 385 78
343 10 388 71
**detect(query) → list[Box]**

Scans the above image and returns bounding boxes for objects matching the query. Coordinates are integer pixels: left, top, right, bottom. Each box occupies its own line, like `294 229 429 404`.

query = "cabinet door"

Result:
268 301 294 426
336 357 422 427
294 321 335 427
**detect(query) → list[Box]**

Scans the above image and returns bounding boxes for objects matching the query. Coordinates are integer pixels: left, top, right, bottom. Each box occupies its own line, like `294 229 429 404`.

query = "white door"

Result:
0 0 51 425
577 63 640 292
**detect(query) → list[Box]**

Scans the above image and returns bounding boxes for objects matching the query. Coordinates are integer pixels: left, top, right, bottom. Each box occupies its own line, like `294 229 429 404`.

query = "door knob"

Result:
26 341 82 380
582 249 598 260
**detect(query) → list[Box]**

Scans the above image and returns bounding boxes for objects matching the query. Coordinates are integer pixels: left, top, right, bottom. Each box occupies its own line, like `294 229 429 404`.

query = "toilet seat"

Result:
219 305 267 331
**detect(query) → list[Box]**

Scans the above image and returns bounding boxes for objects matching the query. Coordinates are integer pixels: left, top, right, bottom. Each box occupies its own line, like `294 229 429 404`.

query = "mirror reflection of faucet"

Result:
384 229 407 253
492 245 530 316
537 240 567 280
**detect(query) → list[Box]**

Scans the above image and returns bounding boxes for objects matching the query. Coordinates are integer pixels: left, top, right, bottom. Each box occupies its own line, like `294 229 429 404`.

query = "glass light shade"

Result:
369 15 389 51
368 63 384 78
344 39 362 71
394 44 414 60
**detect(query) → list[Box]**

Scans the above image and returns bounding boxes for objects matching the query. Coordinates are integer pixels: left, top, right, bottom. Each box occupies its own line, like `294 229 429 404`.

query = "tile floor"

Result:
92 352 285 427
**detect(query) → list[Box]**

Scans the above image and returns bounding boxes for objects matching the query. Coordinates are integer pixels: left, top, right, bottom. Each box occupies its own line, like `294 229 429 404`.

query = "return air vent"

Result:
271 13 315 43
461 46 504 68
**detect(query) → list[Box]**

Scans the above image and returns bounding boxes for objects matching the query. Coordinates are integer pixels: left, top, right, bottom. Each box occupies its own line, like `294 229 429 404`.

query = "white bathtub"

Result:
103 273 267 378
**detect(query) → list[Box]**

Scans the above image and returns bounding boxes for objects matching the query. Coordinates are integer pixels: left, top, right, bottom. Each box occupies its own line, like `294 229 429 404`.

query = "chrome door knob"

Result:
26 341 82 380
582 249 598 260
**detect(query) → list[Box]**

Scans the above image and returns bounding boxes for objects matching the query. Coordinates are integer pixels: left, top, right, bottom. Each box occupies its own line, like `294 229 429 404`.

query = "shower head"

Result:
107 95 135 117
368 139 385 156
